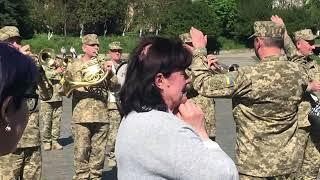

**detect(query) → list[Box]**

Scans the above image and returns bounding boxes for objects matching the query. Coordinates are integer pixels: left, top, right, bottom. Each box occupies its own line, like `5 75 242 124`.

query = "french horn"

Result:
61 59 110 97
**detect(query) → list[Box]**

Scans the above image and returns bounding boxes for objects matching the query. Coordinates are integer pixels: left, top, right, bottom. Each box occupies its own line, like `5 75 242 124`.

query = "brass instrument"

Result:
214 62 239 73
61 59 110 97
20 45 53 101
39 48 71 68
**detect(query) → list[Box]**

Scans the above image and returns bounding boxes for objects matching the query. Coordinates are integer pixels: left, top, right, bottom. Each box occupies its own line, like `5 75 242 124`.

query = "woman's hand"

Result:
175 100 209 140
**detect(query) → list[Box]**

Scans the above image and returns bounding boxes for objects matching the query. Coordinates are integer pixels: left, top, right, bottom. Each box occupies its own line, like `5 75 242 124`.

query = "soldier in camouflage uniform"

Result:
66 34 119 179
0 26 53 180
293 29 320 180
189 23 320 179
271 16 320 179
179 33 216 140
105 41 125 167
40 57 64 151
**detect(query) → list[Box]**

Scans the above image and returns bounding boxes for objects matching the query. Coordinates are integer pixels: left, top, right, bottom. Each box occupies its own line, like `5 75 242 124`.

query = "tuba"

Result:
61 58 110 97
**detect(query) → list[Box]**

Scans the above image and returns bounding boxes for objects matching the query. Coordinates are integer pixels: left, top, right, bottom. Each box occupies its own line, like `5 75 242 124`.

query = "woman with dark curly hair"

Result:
116 37 238 180
0 43 39 156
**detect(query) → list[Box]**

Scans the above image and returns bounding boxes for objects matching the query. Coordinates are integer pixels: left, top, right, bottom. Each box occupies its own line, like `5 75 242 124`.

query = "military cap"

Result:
82 34 99 45
294 29 318 41
179 33 192 43
109 41 122 50
0 26 21 41
249 21 285 39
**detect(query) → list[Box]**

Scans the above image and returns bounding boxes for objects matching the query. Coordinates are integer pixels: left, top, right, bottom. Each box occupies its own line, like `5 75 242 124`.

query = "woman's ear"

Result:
154 73 165 90
1 96 13 122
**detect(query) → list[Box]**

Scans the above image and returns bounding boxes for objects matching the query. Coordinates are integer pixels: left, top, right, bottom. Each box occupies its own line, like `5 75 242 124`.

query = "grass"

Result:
217 36 247 50
23 33 140 54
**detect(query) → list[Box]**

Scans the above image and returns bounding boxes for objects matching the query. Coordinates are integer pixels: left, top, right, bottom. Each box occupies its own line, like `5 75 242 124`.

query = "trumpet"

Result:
19 45 53 101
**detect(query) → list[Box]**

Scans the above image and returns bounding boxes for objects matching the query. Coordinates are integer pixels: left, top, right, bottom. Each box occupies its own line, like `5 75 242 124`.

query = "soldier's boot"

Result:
43 142 51 151
51 141 63 150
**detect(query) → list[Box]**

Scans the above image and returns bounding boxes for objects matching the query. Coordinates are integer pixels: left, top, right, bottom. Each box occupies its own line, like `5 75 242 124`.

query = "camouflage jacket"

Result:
187 49 216 137
41 65 63 102
190 49 310 176
16 55 54 147
283 32 320 127
66 57 120 123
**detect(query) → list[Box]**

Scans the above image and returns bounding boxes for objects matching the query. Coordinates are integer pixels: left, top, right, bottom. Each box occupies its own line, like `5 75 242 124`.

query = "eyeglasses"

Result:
185 42 193 47
7 37 22 45
87 44 99 47
21 94 39 111
306 40 315 46
110 49 122 53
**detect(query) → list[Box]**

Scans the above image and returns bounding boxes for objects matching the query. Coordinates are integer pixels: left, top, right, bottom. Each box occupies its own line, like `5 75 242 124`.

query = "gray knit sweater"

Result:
115 110 238 180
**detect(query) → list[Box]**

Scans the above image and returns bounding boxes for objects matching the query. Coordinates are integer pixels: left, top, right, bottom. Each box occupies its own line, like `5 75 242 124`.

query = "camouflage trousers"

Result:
0 146 41 180
72 122 110 180
40 101 63 143
297 131 320 180
106 108 121 167
239 173 296 180
190 95 216 138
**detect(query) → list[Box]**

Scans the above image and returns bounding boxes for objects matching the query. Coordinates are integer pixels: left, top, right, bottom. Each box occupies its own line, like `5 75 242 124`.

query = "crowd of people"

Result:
0 14 320 180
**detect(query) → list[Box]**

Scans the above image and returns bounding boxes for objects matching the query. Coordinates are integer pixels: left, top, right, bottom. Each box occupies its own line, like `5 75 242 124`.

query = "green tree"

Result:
233 0 273 45
0 0 34 38
206 0 238 37
75 0 127 34
273 6 311 33
161 0 221 37
124 0 182 35
307 0 320 30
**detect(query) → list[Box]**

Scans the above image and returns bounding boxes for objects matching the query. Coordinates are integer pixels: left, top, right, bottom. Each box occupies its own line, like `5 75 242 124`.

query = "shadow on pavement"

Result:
102 166 117 180
59 135 74 146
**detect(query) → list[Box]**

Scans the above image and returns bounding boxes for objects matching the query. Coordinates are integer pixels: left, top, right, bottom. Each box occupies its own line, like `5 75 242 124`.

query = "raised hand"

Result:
271 15 285 27
190 27 207 49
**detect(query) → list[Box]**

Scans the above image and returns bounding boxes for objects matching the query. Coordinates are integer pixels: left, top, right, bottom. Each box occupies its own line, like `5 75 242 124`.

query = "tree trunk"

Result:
64 19 67 36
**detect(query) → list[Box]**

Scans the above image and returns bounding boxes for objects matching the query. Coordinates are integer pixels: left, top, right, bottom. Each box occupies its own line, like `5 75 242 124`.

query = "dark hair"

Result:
119 37 192 115
0 43 38 111
259 37 284 49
